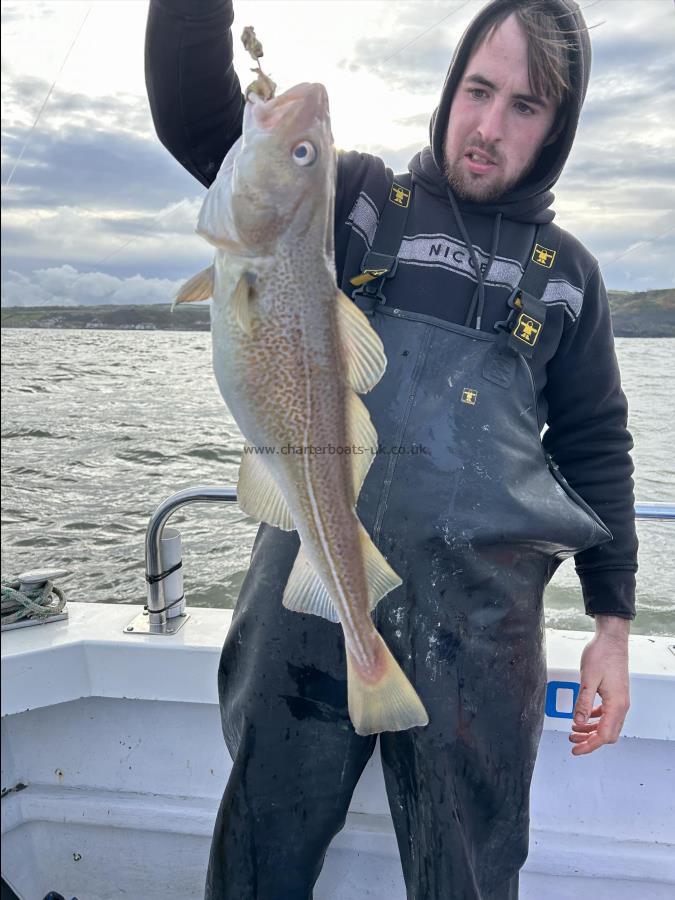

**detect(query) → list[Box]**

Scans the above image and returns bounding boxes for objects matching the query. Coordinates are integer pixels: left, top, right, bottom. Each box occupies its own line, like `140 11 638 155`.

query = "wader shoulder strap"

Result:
495 221 563 359
485 221 563 388
349 172 413 314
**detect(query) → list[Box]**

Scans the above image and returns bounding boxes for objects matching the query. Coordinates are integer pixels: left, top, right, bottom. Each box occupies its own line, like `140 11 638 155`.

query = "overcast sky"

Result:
1 0 674 307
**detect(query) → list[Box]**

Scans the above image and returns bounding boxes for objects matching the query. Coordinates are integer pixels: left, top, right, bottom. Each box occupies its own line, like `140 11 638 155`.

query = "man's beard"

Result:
443 150 538 203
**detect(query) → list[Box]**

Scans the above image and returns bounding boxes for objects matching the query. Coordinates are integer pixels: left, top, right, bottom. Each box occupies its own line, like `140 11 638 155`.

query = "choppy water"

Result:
1 329 673 635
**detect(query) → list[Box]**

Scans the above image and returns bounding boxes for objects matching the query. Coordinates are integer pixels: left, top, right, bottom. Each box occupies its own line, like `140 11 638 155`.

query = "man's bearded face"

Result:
443 13 559 202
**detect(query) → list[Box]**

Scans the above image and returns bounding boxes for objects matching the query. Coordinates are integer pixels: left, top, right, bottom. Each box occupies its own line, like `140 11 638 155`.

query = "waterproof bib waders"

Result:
205 178 611 900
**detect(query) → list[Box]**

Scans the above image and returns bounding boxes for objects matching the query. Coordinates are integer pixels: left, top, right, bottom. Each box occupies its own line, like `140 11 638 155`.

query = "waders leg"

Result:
204 526 376 900
377 548 548 900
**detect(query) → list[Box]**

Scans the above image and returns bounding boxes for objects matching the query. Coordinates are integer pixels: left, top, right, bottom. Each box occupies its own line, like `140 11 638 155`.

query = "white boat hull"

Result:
2 603 674 899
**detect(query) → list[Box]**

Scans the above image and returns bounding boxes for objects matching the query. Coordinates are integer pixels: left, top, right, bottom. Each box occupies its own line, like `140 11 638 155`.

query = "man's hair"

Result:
472 2 576 107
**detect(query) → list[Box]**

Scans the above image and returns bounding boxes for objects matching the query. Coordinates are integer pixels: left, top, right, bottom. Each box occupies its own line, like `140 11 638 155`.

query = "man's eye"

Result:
515 102 534 115
469 89 486 100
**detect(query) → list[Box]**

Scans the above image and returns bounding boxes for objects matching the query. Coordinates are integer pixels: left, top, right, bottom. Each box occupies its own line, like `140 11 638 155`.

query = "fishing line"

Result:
381 1 474 64
601 224 675 268
3 6 92 191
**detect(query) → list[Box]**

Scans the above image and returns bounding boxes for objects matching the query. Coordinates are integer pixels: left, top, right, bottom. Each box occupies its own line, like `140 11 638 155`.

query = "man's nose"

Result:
477 102 505 145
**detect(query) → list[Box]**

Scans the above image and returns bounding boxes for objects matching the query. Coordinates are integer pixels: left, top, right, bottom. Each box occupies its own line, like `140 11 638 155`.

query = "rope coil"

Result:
1 579 67 626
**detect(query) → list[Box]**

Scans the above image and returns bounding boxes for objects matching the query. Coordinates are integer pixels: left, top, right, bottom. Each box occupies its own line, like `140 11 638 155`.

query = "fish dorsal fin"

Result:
174 265 214 306
231 271 257 336
346 389 377 505
282 522 401 622
336 290 387 394
237 445 295 531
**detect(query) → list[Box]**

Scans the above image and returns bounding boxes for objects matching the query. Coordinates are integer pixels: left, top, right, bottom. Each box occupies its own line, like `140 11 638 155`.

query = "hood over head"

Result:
409 0 592 224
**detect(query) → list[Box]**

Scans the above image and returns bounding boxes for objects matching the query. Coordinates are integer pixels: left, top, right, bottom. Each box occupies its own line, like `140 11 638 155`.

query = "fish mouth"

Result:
250 82 330 134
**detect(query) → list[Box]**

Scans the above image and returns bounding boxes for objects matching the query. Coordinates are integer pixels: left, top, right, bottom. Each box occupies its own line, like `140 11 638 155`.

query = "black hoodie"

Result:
145 0 637 619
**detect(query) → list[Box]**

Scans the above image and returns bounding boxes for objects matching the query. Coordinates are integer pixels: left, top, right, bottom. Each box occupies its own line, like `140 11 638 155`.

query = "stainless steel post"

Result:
124 486 237 635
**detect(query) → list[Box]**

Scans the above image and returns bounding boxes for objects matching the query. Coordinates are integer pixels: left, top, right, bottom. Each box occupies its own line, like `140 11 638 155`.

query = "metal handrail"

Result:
635 503 675 521
138 490 673 634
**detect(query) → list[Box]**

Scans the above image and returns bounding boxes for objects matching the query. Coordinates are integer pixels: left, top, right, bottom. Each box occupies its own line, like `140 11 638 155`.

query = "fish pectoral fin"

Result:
231 271 257 335
336 289 387 394
346 390 377 504
237 446 295 531
282 547 339 623
358 522 402 611
173 265 215 307
347 633 429 736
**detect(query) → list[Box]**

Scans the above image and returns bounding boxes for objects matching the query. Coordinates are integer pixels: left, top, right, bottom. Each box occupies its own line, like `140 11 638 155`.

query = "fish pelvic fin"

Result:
282 544 339 622
347 633 429 736
282 523 401 623
237 445 295 531
336 290 387 394
173 265 214 309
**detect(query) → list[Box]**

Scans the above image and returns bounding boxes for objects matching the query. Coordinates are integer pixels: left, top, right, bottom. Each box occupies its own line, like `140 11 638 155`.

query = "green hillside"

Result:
2 289 674 336
0 303 211 331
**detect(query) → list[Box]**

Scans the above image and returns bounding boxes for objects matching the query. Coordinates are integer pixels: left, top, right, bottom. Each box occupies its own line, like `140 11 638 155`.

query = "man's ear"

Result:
544 111 567 147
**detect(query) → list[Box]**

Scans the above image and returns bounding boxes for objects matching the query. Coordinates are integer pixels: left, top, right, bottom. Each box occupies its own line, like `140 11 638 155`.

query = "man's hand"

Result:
569 615 631 756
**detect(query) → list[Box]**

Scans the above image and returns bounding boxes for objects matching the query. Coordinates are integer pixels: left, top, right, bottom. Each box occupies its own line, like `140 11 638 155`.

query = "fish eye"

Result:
291 140 317 167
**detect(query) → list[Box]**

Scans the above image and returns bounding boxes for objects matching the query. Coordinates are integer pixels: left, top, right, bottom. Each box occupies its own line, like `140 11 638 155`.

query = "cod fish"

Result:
176 82 428 736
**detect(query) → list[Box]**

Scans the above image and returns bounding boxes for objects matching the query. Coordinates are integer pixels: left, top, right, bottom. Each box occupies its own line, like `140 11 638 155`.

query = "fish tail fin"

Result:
347 634 429 736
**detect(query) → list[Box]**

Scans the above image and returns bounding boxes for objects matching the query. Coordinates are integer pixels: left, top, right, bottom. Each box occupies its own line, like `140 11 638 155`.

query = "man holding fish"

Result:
146 1 636 897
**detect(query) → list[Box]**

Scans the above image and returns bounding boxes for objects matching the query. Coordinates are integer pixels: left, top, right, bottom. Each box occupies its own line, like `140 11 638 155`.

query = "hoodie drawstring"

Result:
447 187 502 331
475 212 502 330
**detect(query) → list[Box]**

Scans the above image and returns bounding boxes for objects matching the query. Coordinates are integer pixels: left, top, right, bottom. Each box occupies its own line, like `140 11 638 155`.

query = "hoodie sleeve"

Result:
542 264 638 619
145 0 244 187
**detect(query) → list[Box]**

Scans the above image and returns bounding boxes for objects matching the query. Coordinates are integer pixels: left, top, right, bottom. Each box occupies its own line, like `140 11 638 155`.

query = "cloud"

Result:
2 115 201 211
1 2 56 28
3 76 153 137
1 196 211 284
339 0 463 97
1 265 184 308
394 112 433 130
1 72 210 285
340 0 674 107
1 0 672 298
353 141 423 174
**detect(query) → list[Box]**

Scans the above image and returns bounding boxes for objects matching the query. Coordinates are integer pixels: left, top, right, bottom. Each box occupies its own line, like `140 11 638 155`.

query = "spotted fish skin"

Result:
176 82 428 736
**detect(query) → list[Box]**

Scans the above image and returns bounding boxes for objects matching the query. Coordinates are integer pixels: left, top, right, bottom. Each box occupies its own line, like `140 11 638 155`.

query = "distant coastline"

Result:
2 289 674 337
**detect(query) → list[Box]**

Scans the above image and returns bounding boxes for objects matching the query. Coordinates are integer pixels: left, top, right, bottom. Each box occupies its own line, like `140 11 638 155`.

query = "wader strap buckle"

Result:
352 253 399 313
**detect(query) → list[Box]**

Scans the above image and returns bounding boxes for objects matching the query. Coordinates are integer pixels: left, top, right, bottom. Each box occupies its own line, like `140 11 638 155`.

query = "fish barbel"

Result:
176 82 428 736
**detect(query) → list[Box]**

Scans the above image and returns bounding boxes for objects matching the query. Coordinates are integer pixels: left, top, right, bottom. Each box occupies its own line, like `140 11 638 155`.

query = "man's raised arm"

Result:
145 0 245 187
